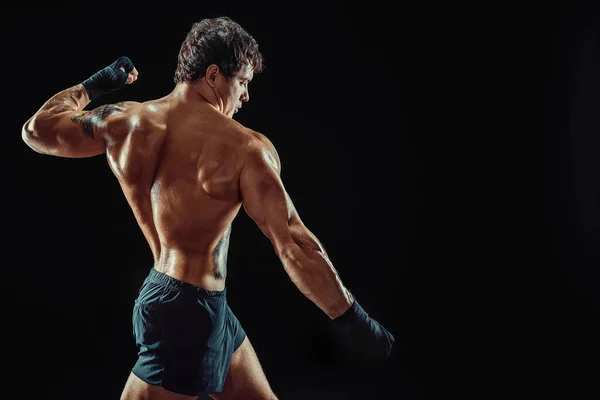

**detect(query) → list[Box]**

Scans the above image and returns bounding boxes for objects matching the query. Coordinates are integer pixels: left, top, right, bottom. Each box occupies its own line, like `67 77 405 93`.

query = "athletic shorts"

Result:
131 267 246 395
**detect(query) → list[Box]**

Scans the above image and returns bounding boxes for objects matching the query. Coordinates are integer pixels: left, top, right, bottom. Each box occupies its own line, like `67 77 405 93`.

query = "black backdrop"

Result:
4 2 599 399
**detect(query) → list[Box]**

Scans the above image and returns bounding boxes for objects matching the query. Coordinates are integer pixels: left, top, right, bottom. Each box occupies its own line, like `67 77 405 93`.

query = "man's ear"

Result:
204 64 220 88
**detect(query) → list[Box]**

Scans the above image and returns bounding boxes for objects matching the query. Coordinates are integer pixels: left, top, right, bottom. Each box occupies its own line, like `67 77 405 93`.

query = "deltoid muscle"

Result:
71 103 127 138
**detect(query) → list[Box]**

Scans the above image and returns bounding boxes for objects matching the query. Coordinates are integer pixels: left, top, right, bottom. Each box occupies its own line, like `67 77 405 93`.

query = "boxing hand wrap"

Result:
332 300 395 360
81 56 135 101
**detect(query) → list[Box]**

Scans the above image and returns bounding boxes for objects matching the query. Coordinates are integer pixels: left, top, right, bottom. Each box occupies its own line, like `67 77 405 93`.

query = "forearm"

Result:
22 84 91 154
277 228 355 319
40 83 90 113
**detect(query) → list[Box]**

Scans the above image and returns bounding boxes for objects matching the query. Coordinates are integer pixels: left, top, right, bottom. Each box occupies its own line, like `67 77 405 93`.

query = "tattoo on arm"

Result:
71 103 125 139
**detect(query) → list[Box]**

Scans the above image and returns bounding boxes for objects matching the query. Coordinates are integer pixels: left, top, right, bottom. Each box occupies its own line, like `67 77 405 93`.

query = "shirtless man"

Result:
22 16 395 400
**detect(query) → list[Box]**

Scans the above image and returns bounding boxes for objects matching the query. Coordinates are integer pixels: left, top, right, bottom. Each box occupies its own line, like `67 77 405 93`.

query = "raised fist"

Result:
82 56 138 100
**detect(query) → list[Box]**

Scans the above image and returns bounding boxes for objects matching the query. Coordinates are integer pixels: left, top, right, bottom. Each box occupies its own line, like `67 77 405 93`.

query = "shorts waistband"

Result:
147 267 226 298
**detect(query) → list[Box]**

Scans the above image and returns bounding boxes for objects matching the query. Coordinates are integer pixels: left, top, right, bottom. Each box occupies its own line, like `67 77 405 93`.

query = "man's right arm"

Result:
240 143 396 360
239 144 354 319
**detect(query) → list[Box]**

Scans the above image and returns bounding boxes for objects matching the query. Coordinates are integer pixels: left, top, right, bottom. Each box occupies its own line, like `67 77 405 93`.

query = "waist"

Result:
154 247 227 290
146 267 226 297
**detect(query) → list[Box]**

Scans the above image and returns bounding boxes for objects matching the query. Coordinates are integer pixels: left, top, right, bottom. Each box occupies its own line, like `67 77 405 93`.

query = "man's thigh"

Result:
210 336 278 400
120 372 198 400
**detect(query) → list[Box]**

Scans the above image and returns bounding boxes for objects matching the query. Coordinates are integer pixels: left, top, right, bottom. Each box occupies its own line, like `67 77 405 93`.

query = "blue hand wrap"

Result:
82 56 135 101
332 300 396 360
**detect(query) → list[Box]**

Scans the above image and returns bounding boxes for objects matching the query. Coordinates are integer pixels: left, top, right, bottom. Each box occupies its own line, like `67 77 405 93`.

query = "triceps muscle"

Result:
71 103 127 139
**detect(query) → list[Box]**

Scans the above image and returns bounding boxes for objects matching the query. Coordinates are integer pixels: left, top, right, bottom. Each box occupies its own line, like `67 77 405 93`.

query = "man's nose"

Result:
241 90 249 102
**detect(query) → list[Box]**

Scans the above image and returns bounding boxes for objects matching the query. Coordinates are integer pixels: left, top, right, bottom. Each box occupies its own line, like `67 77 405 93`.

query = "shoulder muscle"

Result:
73 101 142 144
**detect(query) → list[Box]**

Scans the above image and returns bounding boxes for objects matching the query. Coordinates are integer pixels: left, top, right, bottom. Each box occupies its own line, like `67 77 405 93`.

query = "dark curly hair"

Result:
174 16 265 84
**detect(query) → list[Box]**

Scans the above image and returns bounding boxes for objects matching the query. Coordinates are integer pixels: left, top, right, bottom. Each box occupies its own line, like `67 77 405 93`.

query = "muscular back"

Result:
102 97 274 290
23 81 357 319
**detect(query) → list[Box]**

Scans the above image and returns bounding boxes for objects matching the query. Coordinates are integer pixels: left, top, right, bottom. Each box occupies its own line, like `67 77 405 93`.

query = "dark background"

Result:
3 2 599 399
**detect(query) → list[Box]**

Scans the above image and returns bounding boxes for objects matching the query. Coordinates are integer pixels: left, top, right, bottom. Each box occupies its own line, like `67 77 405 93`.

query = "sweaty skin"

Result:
22 63 354 319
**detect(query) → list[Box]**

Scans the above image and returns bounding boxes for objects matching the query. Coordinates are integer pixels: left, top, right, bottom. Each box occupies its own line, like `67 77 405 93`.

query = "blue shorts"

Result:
131 267 246 395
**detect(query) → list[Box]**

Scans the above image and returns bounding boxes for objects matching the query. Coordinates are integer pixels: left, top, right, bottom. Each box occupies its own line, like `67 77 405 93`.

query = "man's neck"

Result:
172 82 219 112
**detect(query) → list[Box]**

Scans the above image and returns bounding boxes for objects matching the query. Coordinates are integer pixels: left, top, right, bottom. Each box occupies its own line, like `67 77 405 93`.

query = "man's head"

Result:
174 17 265 117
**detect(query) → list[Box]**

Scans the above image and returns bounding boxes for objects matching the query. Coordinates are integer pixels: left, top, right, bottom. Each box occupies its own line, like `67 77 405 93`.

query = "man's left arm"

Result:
22 56 138 158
